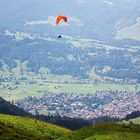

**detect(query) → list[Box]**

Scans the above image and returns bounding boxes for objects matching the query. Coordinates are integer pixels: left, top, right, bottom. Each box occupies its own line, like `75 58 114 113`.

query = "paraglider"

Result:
56 15 68 39
56 15 68 25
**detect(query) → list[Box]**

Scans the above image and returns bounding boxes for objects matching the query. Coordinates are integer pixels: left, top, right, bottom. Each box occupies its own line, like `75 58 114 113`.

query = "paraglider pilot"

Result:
58 35 62 39
56 16 67 39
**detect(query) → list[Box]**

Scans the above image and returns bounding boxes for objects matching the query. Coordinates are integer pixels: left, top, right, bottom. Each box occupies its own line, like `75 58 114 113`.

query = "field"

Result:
0 80 139 101
0 62 140 101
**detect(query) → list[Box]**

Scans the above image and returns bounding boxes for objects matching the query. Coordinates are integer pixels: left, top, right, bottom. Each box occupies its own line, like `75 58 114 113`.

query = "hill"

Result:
125 111 140 121
0 97 91 130
0 97 31 117
124 117 140 125
123 111 140 125
0 1 140 85
57 122 140 140
0 114 140 140
0 114 70 140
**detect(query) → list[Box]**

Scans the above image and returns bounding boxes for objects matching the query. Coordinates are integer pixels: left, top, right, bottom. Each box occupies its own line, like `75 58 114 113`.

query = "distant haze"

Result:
0 0 140 42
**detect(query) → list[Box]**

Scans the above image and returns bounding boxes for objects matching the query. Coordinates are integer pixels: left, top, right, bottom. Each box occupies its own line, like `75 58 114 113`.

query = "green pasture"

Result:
0 79 139 101
123 117 140 125
0 114 70 140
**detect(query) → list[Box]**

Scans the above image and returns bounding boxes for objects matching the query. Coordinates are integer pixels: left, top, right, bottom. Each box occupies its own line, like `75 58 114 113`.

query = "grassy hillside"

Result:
0 114 140 140
57 123 140 140
0 114 70 140
124 117 140 125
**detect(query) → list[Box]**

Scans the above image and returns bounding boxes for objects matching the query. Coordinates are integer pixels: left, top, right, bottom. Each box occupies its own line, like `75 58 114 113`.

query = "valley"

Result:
0 59 139 101
0 30 140 119
0 59 139 119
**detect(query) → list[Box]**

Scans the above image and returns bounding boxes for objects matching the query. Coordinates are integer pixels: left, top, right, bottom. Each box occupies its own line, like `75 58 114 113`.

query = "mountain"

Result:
0 114 70 140
0 32 140 81
0 1 140 83
0 0 140 43
58 122 140 140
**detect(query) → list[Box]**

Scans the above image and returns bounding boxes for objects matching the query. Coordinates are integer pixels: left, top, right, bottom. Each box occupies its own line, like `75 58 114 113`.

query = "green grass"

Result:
57 123 140 140
0 114 70 140
85 133 140 140
0 62 139 101
123 117 140 125
0 114 140 140
60 83 136 93
0 81 138 101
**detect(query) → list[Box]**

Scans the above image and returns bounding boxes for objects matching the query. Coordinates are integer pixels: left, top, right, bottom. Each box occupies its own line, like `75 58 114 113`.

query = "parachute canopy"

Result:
56 16 68 25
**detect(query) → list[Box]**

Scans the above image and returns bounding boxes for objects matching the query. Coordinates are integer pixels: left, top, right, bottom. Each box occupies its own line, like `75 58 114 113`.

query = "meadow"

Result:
0 79 139 101
0 114 70 140
123 117 140 125
0 62 139 101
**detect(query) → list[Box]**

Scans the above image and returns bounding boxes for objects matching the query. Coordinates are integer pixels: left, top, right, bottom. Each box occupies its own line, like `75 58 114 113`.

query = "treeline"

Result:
35 115 120 130
0 97 31 117
124 111 140 121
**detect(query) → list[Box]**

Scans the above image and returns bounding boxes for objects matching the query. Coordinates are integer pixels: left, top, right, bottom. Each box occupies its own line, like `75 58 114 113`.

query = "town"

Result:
15 91 140 120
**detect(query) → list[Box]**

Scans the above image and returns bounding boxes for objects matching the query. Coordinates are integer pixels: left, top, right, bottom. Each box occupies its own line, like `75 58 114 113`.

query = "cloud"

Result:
103 0 114 6
25 16 57 26
25 16 84 27
69 17 84 26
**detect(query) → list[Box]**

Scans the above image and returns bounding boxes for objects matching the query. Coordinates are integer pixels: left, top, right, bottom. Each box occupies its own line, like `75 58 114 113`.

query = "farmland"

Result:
0 73 139 101
0 60 140 101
